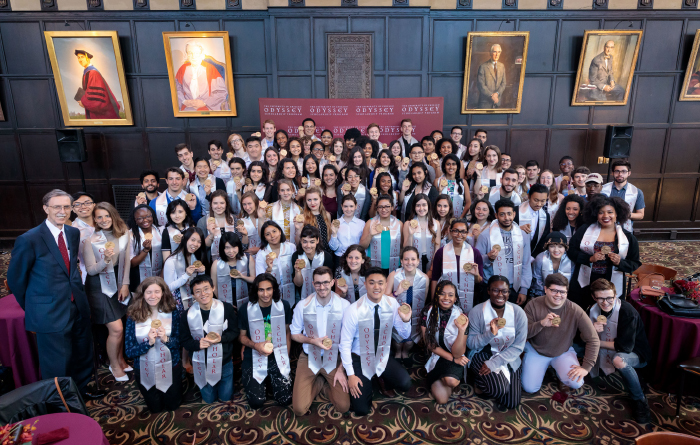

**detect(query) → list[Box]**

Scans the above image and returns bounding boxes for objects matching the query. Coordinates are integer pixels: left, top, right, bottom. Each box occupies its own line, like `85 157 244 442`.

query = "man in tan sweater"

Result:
522 273 600 393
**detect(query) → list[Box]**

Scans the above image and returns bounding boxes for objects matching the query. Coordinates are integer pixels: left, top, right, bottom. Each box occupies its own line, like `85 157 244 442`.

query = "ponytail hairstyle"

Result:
424 280 460 352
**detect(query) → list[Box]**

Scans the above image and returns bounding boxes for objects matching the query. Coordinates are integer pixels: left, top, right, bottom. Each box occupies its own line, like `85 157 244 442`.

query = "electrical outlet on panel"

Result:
604 157 610 164
598 156 605 164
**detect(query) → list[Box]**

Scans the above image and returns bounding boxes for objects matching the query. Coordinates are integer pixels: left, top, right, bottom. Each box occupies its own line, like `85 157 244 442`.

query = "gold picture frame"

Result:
571 29 642 106
461 31 529 114
162 31 237 117
44 31 133 126
680 29 700 101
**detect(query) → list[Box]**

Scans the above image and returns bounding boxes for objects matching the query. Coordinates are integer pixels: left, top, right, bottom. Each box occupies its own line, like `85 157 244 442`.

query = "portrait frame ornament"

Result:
461 31 529 114
571 29 642 107
162 31 237 117
44 30 133 126
679 29 700 101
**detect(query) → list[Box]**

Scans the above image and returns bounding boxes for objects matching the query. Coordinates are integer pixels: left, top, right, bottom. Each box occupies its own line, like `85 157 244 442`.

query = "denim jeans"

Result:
200 360 234 403
614 352 646 401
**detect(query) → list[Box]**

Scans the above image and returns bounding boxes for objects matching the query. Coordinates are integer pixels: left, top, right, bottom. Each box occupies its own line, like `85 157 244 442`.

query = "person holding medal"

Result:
134 171 161 208
431 219 484 315
208 140 232 185
211 232 255 309
467 199 495 249
163 227 208 312
264 148 280 183
334 245 368 303
476 199 532 306
150 168 202 227
517 184 551 258
567 195 641 309
197 190 247 263
433 195 455 248
84 202 132 382
368 172 398 219
292 225 334 301
291 266 351 416
360 194 403 275
402 194 441 273
329 195 365 264
180 275 239 403
522 273 599 395
582 278 652 423
532 232 573 296
337 166 370 220
244 161 269 201
225 158 247 215
467 276 527 409
339 267 413 416
473 145 503 195
160 200 194 262
239 191 265 256
127 205 163 293
193 156 229 214
239 273 293 409
435 154 470 219
125 277 182 413
421 280 469 405
386 247 430 364
267 159 301 204
368 149 399 190
399 162 437 222
255 221 296 306
296 187 332 250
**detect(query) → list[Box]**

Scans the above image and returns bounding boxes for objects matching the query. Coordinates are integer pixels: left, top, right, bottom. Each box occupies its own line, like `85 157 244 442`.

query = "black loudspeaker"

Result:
603 125 633 159
56 128 88 163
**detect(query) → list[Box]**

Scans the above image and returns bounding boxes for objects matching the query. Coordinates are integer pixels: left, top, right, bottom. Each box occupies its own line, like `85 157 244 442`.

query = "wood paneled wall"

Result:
1 9 699 239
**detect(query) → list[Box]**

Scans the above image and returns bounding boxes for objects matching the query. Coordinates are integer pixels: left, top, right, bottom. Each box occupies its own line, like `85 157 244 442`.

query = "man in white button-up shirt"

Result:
339 267 413 415
290 266 351 416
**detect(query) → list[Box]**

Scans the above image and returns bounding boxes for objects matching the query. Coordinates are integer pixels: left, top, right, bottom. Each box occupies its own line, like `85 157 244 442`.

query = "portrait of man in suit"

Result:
587 41 625 101
461 32 529 114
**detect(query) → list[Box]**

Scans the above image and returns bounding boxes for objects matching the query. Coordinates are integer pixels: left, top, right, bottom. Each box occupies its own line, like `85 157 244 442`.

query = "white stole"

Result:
577 223 628 297
133 227 163 282
393 268 427 343
353 185 367 218
440 242 475 313
489 187 521 207
188 299 227 388
90 232 128 296
209 217 236 262
589 299 621 377
357 295 394 379
540 251 572 284
263 243 295 305
300 251 326 300
242 216 262 250
424 306 462 373
439 176 465 217
155 191 187 227
302 293 344 374
482 301 516 383
271 201 301 241
488 220 524 290
519 202 547 248
247 300 291 383
369 215 401 271
215 257 249 307
135 311 173 392
411 218 439 269
173 252 198 308
73 218 94 284
339 270 365 303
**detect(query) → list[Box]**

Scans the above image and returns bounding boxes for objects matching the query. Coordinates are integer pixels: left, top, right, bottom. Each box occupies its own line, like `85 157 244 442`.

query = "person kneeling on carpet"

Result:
421 280 469 405
340 267 413 416
467 275 527 409
584 278 652 423
521 273 600 394
181 275 239 404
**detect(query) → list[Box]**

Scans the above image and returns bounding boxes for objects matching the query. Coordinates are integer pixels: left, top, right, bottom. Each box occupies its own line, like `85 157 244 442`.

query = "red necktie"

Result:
58 232 74 302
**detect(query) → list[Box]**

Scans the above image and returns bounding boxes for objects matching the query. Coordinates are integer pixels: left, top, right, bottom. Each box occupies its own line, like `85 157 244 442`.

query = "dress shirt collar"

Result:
45 219 66 241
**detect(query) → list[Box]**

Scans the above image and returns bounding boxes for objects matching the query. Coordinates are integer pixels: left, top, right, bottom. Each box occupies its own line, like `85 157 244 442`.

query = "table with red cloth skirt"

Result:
10 413 108 445
0 295 41 388
629 288 700 391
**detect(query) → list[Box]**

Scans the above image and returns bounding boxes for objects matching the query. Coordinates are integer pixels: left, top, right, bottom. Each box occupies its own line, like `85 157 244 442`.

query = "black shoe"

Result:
632 398 652 424
82 389 107 400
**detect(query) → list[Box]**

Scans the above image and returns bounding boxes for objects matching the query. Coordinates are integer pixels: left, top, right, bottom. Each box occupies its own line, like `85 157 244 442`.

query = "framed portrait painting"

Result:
680 29 700 101
572 30 642 106
461 32 529 114
163 31 237 117
44 31 133 126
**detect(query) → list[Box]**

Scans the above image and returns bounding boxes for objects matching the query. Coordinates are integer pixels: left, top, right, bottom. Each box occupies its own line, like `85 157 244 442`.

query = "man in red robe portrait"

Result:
174 40 230 112
74 49 121 119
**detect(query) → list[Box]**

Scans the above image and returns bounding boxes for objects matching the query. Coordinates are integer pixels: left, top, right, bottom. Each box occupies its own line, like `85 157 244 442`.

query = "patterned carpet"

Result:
2 243 700 445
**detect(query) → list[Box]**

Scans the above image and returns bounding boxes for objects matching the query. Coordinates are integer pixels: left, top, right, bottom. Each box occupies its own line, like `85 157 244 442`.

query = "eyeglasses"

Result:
347 175 359 180
47 205 72 211
412 151 424 155
596 297 615 304
613 170 629 174
303 125 315 129
313 280 332 287
73 202 94 208
451 229 468 235
377 205 392 210
489 289 509 295
547 289 567 296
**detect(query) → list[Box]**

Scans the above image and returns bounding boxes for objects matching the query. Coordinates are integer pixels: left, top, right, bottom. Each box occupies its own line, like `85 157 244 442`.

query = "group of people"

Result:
7 118 653 423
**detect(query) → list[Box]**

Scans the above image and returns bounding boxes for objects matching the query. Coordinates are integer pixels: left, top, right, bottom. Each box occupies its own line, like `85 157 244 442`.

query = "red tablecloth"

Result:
13 413 108 445
0 295 41 388
629 288 700 390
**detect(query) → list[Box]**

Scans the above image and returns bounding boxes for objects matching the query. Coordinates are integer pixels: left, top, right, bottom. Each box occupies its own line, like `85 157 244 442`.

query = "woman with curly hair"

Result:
552 194 586 243
567 195 641 308
421 280 469 405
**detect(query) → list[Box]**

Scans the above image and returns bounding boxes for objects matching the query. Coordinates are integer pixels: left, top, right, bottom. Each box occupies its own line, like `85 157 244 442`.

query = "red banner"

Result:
258 97 444 144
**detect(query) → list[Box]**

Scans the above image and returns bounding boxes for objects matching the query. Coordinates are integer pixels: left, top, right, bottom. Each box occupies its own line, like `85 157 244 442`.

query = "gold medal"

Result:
403 179 411 188
563 176 570 182
143 232 153 241
229 269 241 278
551 316 561 327
186 193 196 201
370 187 378 196
471 223 480 231
493 244 502 253
268 252 278 260
252 131 261 138
204 179 212 187
476 162 484 170
245 178 252 185
463 263 473 272
342 183 352 192
192 260 203 268
410 220 419 229
480 185 489 194
601 246 612 255
226 152 234 160
206 332 219 341
395 155 402 164
382 143 388 149
236 219 245 228
456 314 468 326
151 320 162 329
399 304 411 315
337 277 347 287
294 214 304 223
301 177 308 185
597 315 607 324
496 318 506 328
295 259 306 268
402 157 410 164
370 159 377 167
322 338 333 348
329 155 336 162
173 234 182 243
212 160 221 168
400 279 411 290
298 126 304 133
104 241 115 249
259 200 268 209
332 219 341 228
208 217 216 224
314 178 322 187
280 149 288 157
137 192 146 199
263 342 274 353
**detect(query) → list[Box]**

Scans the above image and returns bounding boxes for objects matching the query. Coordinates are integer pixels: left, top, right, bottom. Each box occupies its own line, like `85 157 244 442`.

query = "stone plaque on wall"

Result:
328 34 372 99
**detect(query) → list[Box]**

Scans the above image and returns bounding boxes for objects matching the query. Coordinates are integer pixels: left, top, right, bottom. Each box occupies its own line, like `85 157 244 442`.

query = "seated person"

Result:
468 275 527 409
180 275 239 403
291 266 351 416
421 280 469 405
532 232 573 296
522 273 600 394
585 278 652 423
238 273 293 409
340 267 413 416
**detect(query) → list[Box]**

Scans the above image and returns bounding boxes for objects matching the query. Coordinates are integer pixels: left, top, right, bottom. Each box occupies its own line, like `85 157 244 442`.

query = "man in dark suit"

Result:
587 40 625 101
476 44 506 109
8 189 96 395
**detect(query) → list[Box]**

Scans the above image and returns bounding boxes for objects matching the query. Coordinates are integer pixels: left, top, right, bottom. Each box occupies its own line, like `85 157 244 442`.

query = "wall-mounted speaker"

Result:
56 128 87 163
603 125 633 159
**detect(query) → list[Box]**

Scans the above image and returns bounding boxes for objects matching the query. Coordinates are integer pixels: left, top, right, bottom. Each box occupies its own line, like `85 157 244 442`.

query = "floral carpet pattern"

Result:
2 243 700 444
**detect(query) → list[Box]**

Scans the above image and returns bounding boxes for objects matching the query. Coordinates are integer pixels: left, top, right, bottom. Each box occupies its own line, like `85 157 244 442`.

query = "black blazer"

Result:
8 222 90 333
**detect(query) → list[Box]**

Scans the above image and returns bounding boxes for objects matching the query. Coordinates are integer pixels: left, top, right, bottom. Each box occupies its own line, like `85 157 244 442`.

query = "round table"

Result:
0 295 41 388
14 413 108 445
629 288 700 391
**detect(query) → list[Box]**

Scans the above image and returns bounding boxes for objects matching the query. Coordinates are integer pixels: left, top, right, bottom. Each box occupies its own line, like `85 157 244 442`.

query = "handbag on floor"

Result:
656 293 700 318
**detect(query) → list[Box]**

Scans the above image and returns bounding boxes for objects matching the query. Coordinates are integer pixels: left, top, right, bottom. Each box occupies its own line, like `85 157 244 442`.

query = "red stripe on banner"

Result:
258 98 444 142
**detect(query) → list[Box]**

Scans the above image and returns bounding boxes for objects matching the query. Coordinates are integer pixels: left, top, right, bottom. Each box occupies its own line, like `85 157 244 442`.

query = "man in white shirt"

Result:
397 119 419 158
601 160 645 232
301 118 319 141
176 143 196 191
340 267 413 415
489 168 521 207
518 184 551 257
450 126 467 159
261 119 276 150
243 136 264 168
291 267 351 416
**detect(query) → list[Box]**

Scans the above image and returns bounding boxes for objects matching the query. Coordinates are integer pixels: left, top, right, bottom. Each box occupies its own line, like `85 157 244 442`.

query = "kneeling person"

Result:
522 273 600 394
239 273 293 409
587 278 652 423
468 276 527 409
340 267 413 416
181 275 239 403
291 266 351 415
